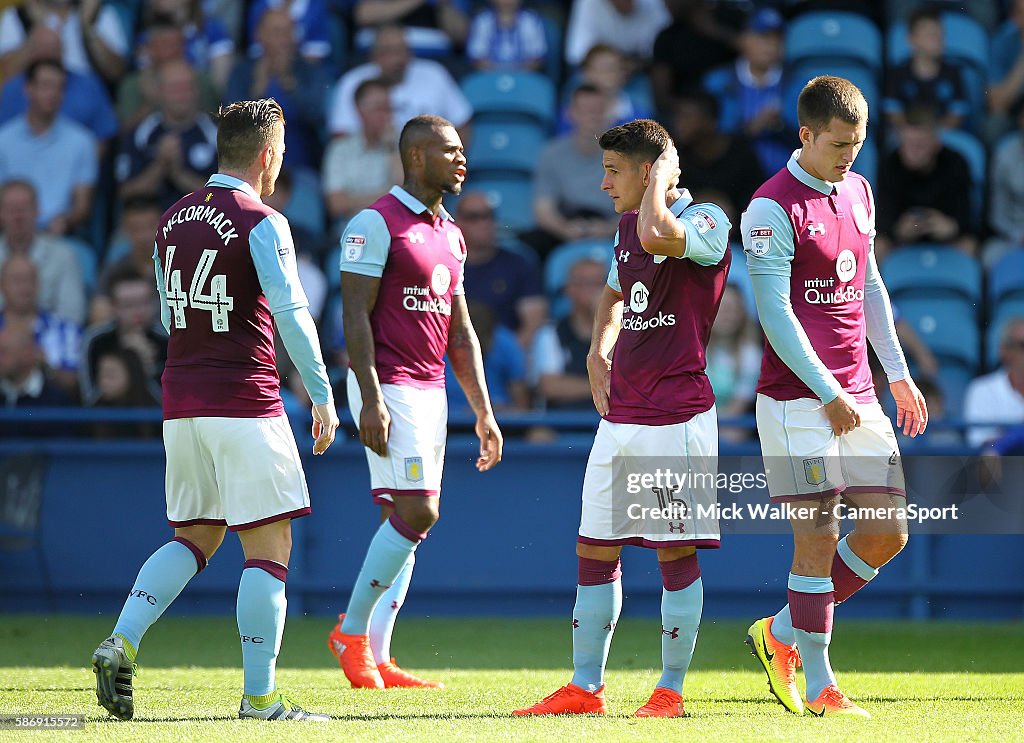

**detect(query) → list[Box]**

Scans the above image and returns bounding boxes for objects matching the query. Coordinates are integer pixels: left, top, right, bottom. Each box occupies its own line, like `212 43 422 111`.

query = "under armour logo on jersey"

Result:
618 250 630 262
808 222 826 236
407 231 425 244
662 626 679 639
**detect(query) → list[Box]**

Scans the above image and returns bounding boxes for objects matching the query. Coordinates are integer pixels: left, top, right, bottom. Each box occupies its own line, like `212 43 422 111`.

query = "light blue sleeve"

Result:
338 209 391 278
750 273 845 403
679 202 731 266
250 213 309 314
863 249 909 382
275 307 333 405
152 242 170 335
741 197 796 276
607 227 621 292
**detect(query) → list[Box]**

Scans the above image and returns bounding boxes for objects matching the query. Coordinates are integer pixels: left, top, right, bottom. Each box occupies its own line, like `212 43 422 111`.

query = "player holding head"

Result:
327 115 503 689
513 119 731 718
740 76 928 718
91 97 340 722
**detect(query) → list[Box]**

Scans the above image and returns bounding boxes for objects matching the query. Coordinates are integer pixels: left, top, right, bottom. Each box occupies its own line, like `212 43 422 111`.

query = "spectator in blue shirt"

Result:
0 25 116 148
144 0 236 90
225 8 329 172
248 0 332 62
703 7 788 175
0 60 97 236
466 0 547 72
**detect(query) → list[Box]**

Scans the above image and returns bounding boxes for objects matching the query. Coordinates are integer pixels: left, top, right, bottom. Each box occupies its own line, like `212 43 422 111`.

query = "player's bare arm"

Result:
447 294 503 471
341 271 390 457
637 144 687 257
586 285 623 417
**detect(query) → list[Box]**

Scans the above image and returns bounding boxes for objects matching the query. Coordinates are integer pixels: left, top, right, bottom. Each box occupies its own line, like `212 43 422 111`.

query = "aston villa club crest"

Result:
405 457 424 482
803 457 826 486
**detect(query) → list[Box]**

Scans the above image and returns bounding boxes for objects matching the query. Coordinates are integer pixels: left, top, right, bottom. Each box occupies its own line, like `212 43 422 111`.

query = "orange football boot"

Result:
327 614 384 689
512 683 607 716
633 687 685 717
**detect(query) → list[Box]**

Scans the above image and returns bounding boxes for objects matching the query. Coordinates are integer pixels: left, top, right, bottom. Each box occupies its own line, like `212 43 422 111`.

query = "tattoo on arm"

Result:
447 295 493 416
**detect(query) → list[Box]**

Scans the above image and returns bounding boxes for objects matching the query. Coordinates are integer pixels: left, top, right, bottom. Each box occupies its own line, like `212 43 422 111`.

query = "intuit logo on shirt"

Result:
402 285 452 315
803 276 863 305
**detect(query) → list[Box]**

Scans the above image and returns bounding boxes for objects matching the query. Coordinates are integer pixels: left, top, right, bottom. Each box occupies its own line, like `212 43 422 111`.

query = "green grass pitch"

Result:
2 615 1022 741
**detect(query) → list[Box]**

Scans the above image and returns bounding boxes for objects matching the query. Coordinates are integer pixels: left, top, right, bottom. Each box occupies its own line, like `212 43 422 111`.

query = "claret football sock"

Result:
788 574 837 701
570 558 622 693
112 538 205 654
770 536 880 647
657 555 703 694
341 515 420 635
237 561 288 697
368 554 415 664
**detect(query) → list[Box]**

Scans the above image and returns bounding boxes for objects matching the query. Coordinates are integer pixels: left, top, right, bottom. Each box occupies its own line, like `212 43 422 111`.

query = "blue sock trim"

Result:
787 573 835 594
837 536 879 581
770 604 795 646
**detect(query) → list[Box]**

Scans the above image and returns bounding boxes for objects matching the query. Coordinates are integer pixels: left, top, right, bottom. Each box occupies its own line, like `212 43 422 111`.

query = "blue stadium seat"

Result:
935 364 972 420
988 251 1024 305
986 298 1024 368
467 121 547 177
898 297 980 371
544 239 612 296
539 13 563 87
882 246 981 303
462 176 535 233
461 72 556 129
938 128 985 225
784 11 882 71
783 61 879 130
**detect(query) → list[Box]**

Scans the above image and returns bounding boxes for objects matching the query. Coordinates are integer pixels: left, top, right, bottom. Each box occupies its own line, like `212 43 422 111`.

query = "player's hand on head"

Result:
587 352 612 417
890 378 928 437
311 401 340 455
475 413 503 472
652 143 680 190
823 391 861 436
359 399 391 457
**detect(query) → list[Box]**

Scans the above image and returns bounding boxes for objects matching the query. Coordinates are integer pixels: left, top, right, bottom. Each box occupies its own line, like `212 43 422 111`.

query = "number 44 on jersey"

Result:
164 246 234 332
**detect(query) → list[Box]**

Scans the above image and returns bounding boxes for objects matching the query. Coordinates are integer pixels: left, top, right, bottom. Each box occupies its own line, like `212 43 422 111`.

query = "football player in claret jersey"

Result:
741 76 928 718
327 115 503 690
514 119 731 718
90 98 339 722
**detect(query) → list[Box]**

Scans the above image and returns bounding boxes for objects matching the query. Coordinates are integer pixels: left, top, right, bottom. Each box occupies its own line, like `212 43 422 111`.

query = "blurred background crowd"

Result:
0 0 1022 451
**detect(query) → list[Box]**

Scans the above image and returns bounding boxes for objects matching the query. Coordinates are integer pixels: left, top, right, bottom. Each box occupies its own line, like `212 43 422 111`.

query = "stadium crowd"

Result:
0 0 1022 450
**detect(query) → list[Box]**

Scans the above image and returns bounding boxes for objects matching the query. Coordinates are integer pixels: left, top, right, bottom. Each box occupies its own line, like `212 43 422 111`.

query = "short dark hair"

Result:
25 58 65 84
908 4 941 30
107 265 149 298
398 114 454 163
354 77 389 107
597 118 671 165
797 75 868 133
216 98 286 170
